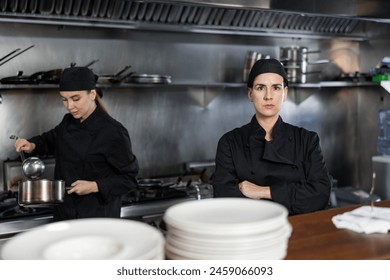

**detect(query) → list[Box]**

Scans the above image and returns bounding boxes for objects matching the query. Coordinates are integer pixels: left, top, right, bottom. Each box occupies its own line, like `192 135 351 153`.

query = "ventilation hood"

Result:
0 0 389 40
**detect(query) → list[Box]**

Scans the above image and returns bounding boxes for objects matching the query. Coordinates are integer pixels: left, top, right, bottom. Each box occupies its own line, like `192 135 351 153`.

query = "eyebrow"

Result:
254 82 283 87
60 93 80 99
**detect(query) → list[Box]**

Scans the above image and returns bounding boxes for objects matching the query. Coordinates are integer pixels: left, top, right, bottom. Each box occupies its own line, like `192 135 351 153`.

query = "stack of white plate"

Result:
163 198 292 260
2 218 165 260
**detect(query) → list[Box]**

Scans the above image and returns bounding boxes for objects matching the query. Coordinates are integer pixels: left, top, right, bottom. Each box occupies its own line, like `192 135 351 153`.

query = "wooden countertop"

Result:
285 200 390 260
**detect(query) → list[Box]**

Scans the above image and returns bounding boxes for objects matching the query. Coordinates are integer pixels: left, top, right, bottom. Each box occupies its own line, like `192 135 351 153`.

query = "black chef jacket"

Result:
213 115 331 215
29 105 139 220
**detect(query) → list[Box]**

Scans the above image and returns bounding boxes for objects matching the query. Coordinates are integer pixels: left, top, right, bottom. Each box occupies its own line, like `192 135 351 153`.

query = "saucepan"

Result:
18 179 66 206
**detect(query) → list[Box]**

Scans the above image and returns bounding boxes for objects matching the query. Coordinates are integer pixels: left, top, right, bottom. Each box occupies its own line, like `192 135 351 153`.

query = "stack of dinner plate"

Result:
1 218 165 260
163 198 292 260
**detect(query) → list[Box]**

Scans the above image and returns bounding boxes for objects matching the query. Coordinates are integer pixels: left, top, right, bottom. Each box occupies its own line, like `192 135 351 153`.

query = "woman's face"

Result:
60 90 97 121
248 73 288 119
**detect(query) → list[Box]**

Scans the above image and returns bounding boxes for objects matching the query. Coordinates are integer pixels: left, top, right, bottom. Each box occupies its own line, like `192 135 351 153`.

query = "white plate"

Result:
164 198 288 236
165 241 287 260
166 223 292 245
165 224 292 253
2 218 164 260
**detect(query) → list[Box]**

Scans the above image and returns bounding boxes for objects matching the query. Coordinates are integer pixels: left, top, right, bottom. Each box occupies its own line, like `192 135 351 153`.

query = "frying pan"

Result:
97 65 135 84
0 71 41 85
126 74 172 84
39 59 99 84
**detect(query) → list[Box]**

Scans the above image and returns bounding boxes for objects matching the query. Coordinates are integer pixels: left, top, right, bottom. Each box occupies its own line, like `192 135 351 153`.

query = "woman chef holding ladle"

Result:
14 67 139 221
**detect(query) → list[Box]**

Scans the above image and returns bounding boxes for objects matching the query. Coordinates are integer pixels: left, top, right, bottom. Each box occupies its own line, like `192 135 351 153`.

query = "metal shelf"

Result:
0 81 380 90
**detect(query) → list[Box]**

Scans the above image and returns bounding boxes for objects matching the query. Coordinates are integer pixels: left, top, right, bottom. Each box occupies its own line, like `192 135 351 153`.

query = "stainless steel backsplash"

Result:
0 22 389 192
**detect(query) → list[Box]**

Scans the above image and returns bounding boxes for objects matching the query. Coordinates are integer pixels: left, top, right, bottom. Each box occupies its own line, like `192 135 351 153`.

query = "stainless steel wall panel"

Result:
0 22 386 194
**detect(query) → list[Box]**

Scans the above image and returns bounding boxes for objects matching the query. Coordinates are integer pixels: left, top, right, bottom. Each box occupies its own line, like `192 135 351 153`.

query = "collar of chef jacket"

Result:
247 115 295 166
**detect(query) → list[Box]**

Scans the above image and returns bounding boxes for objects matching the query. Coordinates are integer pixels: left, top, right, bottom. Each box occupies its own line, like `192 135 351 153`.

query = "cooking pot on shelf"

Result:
18 179 65 206
280 46 329 83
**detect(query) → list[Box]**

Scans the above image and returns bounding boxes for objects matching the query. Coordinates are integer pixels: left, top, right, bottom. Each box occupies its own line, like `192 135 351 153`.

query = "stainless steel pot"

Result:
280 46 329 83
18 179 65 206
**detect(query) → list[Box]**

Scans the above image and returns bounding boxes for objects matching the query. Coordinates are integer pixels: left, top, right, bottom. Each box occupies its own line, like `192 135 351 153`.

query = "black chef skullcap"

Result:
59 66 96 91
247 58 288 88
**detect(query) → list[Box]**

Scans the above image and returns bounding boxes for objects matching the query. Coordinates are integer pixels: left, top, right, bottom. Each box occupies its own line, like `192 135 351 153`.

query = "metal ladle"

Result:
22 155 45 180
10 135 46 180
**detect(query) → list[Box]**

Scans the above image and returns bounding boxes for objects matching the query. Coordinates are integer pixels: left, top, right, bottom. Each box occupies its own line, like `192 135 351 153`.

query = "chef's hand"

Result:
67 180 99 195
239 180 272 200
14 138 35 153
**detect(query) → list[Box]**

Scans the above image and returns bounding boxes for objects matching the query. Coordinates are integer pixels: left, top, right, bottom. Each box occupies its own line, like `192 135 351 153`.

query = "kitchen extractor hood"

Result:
0 0 389 40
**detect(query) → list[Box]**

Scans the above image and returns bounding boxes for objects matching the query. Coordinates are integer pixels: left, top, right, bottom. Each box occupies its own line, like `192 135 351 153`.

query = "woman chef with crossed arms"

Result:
15 67 139 221
213 58 331 215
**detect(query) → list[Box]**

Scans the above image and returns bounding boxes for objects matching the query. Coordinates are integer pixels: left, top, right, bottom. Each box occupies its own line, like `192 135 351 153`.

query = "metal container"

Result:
280 46 328 83
243 51 264 83
18 179 65 206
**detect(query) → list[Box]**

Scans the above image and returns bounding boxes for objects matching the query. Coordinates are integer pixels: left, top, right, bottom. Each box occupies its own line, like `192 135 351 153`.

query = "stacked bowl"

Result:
163 198 292 260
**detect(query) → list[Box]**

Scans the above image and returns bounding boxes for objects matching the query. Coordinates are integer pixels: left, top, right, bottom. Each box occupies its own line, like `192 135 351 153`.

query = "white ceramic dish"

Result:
164 198 288 236
165 227 291 253
2 218 165 260
165 241 287 260
166 223 292 245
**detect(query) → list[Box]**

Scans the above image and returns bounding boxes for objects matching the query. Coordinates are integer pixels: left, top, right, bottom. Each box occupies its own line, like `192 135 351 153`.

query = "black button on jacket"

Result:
29 105 139 220
213 115 331 215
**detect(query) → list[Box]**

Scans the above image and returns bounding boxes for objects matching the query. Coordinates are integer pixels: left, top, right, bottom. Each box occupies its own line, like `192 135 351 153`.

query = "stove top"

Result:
0 175 213 218
0 174 213 238
0 191 53 221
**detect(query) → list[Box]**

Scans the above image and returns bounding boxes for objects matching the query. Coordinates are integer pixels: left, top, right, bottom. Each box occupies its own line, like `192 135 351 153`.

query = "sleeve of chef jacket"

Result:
28 128 57 156
270 132 331 214
213 134 244 197
94 126 139 200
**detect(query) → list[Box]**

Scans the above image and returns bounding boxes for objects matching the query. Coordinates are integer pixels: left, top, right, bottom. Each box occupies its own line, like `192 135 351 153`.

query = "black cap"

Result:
59 67 96 91
247 58 288 88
